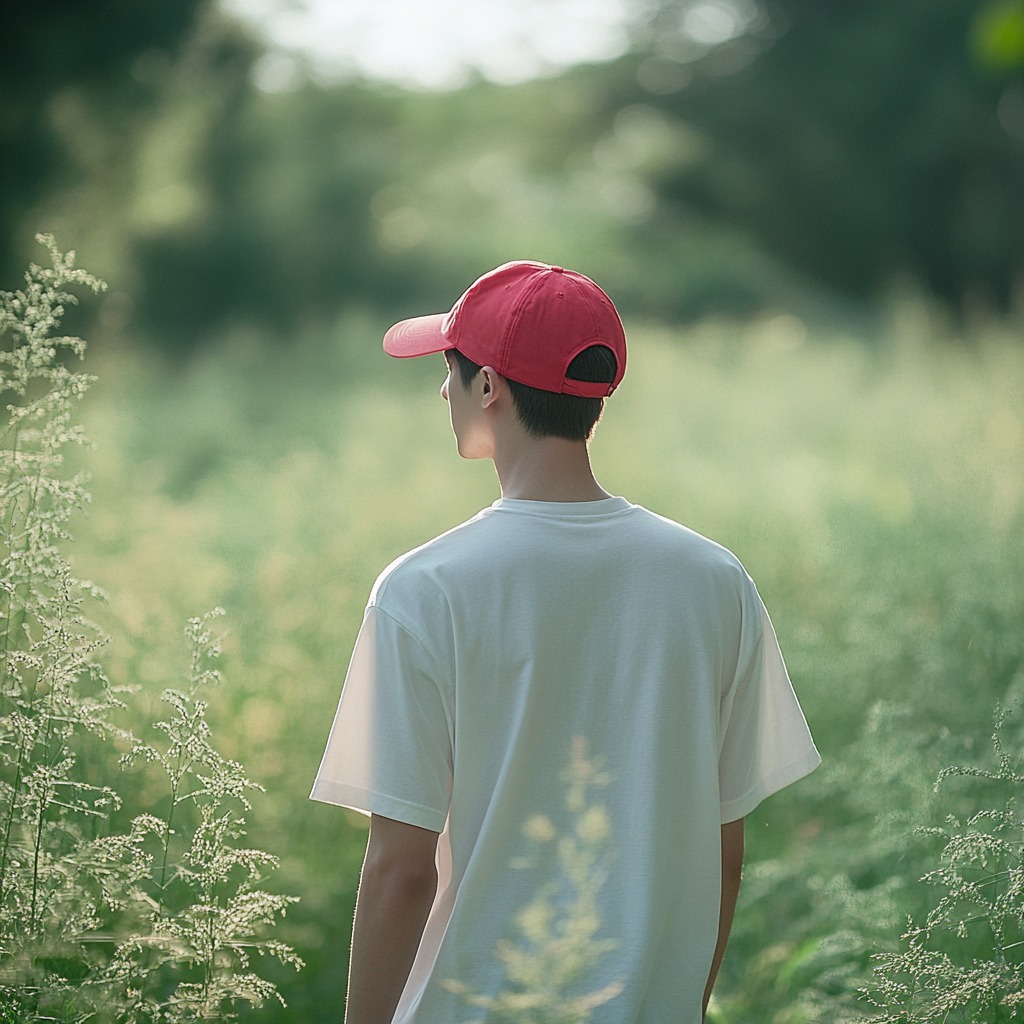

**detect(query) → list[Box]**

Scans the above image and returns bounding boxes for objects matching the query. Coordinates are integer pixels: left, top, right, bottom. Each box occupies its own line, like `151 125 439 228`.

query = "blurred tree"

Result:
131 81 432 347
0 0 209 286
618 0 1024 316
0 1 442 352
6 0 1022 351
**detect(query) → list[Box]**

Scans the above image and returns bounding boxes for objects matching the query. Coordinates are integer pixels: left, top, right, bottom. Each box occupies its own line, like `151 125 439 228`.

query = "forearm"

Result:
703 818 744 1017
345 829 438 1024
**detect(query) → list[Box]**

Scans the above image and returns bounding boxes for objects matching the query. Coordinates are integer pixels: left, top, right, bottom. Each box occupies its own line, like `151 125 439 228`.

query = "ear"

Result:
478 366 504 409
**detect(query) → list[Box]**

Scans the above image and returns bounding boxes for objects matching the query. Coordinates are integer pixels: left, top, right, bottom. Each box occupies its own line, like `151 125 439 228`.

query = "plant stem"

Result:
0 421 23 716
0 726 30 908
159 778 178 899
28 655 61 935
28 788 45 934
0 466 40 704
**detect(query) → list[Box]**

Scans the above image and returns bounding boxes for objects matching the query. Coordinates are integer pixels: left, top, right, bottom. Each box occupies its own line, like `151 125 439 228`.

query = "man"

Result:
311 260 820 1024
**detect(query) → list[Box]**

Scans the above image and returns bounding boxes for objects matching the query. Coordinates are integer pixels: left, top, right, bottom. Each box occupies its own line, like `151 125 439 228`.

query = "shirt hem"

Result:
309 779 448 833
720 746 821 823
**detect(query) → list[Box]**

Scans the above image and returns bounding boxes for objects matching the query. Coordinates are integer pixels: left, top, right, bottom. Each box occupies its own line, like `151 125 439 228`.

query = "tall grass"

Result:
865 704 1024 1023
0 239 299 1022
67 298 1022 1021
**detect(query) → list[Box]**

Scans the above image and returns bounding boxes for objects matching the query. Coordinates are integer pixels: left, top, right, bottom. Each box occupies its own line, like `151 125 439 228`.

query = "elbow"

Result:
395 861 439 903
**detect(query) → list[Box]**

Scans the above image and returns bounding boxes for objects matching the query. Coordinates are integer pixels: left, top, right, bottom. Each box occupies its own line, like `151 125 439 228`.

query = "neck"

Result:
492 429 611 502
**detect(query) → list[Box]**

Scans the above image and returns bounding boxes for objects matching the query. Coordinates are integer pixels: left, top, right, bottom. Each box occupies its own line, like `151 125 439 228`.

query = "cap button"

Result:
550 265 564 273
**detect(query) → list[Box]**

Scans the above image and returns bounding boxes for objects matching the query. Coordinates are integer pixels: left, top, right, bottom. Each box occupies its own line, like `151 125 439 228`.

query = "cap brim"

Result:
383 313 453 358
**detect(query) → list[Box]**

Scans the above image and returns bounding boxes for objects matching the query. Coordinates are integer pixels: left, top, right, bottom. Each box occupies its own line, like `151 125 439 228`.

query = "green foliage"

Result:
6 0 1023 353
626 0 1024 314
0 238 299 1020
972 1 1024 71
444 738 623 1023
865 706 1024 1023
0 1 211 286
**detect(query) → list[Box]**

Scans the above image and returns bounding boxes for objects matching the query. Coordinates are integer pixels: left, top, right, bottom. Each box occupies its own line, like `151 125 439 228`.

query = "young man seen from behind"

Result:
311 261 821 1023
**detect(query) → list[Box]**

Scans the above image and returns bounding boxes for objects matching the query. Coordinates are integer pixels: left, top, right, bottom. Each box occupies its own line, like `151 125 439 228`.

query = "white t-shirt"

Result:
311 496 820 1024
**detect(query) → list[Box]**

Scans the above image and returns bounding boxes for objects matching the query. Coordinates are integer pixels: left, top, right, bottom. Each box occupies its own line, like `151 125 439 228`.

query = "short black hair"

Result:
448 345 618 442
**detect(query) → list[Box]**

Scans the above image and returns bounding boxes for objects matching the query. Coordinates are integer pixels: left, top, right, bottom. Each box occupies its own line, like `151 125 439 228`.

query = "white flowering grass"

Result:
0 238 300 1022
864 705 1024 1023
445 738 624 1024
95 608 303 1023
0 235 118 1018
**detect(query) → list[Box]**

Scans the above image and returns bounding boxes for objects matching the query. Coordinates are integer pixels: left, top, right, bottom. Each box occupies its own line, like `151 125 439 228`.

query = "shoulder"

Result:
629 505 750 576
368 506 499 609
620 506 763 632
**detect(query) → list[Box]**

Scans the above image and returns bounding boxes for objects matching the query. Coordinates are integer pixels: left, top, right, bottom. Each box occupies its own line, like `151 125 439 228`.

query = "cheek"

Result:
448 389 485 452
448 387 468 432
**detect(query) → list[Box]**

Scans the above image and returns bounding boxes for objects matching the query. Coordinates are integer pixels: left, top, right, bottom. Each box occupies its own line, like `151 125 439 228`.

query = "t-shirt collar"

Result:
490 495 632 518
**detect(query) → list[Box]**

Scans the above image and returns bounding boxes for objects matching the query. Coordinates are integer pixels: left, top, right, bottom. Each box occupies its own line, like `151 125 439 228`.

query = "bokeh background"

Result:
2 1 1023 1020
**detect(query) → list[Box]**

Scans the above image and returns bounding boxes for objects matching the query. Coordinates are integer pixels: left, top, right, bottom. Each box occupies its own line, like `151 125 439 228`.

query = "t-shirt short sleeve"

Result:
309 605 453 833
717 576 821 823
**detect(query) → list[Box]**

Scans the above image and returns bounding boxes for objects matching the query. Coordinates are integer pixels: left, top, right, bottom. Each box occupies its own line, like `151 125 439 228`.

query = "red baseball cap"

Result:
382 260 626 398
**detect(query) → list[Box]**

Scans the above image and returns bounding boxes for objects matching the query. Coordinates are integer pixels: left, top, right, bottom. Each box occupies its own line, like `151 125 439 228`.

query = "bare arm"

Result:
703 817 744 1019
346 814 440 1024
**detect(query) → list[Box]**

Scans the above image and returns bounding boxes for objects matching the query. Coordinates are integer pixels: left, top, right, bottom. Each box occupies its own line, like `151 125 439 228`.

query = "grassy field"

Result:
67 313 1023 1022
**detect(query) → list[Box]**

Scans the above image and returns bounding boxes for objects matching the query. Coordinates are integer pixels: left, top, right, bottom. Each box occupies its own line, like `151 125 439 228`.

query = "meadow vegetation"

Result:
2 1 1022 1018
2 239 1021 1021
0 241 300 1022
55 277 1021 1021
